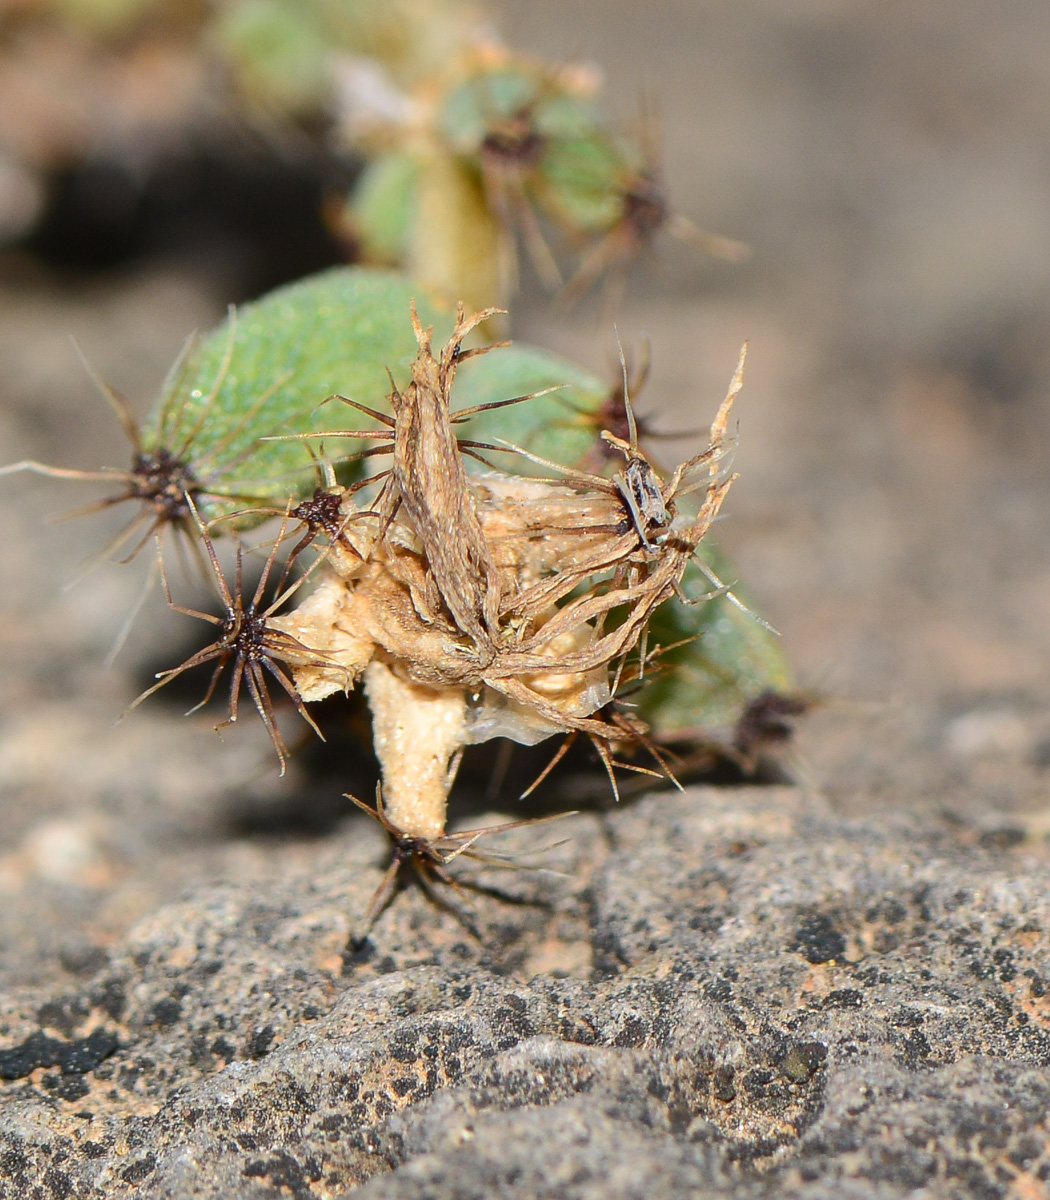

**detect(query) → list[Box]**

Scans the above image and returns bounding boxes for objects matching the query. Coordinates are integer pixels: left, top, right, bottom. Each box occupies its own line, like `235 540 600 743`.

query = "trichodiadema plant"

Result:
4 264 794 935
3 7 797 938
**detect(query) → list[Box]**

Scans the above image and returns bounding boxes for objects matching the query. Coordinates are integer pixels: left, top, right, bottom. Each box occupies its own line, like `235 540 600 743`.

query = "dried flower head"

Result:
265 302 743 928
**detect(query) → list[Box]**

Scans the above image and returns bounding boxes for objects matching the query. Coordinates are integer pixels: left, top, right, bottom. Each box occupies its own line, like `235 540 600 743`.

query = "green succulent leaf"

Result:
143 267 453 518
349 151 420 267
634 546 793 738
537 132 630 233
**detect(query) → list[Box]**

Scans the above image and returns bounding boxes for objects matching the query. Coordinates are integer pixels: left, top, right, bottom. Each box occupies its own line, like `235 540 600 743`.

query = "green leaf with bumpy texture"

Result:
143 267 453 519
633 546 793 738
451 341 611 469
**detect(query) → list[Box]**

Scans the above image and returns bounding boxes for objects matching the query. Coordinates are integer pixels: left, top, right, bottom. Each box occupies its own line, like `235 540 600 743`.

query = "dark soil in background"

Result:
2 3 1050 1196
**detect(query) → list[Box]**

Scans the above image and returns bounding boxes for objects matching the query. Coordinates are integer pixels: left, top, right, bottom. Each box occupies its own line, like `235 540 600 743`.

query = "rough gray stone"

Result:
0 788 1048 1198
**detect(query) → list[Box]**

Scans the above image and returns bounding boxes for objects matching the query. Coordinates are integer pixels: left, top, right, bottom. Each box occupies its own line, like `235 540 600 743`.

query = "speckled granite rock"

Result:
1 786 1048 1199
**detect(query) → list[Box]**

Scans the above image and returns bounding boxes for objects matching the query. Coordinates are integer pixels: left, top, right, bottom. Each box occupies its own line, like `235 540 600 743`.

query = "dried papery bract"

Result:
391 302 511 647
490 351 738 570
127 501 346 774
269 306 745 929
462 344 745 796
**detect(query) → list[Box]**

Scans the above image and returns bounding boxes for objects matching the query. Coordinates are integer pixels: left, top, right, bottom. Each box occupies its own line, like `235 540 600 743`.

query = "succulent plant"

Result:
3 265 792 928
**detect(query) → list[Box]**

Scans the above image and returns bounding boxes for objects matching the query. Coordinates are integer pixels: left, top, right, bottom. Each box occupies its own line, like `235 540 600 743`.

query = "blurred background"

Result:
3 0 1050 987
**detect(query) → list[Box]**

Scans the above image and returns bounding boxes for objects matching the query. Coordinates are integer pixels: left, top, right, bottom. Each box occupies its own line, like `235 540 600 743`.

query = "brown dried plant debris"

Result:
265 304 743 909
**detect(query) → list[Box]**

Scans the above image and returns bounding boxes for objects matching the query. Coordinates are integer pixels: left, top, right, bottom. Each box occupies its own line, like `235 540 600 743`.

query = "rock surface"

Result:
1 788 1049 1198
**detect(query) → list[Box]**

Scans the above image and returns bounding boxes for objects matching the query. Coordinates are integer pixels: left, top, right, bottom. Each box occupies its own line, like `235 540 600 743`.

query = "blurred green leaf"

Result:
634 547 792 738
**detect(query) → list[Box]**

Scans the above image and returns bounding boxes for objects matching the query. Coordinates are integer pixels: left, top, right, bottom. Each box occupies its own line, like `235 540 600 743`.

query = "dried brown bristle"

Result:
127 502 345 774
0 318 279 570
346 786 575 944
